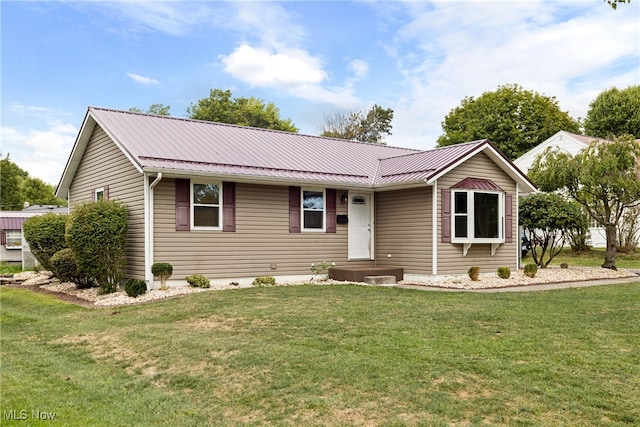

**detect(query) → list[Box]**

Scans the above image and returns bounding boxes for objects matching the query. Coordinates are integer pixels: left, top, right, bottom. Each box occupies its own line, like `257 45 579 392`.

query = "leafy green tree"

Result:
129 104 171 115
1 153 28 210
583 85 640 139
529 135 640 269
187 89 298 132
519 193 587 267
606 0 631 9
319 104 393 144
23 177 66 206
437 84 580 159
1 154 66 209
66 201 128 294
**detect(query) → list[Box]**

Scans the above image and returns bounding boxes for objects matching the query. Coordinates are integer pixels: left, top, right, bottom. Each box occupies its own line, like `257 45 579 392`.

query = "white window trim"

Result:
95 187 105 201
190 181 222 231
301 188 326 232
451 189 504 244
5 230 22 250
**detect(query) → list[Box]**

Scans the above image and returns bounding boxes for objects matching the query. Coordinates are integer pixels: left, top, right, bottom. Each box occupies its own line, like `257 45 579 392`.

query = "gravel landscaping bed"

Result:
400 266 638 290
5 267 638 307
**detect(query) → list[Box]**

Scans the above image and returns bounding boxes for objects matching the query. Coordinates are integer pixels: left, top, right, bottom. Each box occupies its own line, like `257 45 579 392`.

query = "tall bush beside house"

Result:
22 213 68 270
66 201 128 294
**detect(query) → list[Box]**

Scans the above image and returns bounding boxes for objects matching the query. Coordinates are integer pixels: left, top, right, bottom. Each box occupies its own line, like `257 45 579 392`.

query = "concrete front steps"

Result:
329 266 403 284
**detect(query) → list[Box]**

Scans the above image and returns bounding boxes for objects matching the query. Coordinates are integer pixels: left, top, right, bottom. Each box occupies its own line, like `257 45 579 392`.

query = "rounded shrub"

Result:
524 263 538 278
467 266 480 281
49 248 94 289
560 262 569 269
22 213 68 270
186 274 210 288
252 276 276 287
151 262 173 289
66 201 128 294
124 279 147 298
497 267 511 279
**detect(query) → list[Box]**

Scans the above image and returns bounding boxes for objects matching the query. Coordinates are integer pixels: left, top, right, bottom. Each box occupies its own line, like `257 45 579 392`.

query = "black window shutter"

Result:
289 186 301 233
222 182 236 232
175 179 190 231
326 189 336 233
441 189 451 243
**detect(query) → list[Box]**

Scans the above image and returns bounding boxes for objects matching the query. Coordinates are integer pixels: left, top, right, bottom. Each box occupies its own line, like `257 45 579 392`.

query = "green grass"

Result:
0 262 23 275
2 283 640 426
523 247 640 269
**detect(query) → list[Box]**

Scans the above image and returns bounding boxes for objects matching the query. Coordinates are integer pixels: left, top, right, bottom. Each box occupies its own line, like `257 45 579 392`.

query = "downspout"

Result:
144 172 163 287
432 180 438 275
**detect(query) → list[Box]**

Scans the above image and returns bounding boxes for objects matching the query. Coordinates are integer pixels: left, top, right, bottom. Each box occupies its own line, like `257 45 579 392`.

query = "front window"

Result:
452 190 503 242
192 182 221 229
5 230 22 249
302 189 325 231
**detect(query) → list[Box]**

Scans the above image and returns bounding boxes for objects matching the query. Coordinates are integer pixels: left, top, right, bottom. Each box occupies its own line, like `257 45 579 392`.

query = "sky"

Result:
1 0 639 186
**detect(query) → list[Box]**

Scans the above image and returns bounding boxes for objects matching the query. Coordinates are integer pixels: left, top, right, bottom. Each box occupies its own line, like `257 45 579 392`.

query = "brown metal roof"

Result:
57 107 537 195
89 107 417 185
451 177 504 191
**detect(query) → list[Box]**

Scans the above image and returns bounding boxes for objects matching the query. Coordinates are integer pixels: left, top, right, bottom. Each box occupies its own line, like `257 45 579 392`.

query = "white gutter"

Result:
144 172 163 287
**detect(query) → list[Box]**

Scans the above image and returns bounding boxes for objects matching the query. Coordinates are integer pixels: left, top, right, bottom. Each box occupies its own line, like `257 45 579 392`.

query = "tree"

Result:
23 177 66 206
519 193 588 267
0 153 28 210
437 84 580 159
583 85 640 139
0 154 66 209
529 135 640 269
186 89 298 132
606 0 631 9
319 104 393 144
129 104 171 116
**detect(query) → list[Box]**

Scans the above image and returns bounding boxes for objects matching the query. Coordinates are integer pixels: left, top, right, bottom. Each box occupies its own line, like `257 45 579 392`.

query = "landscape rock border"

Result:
2 267 638 308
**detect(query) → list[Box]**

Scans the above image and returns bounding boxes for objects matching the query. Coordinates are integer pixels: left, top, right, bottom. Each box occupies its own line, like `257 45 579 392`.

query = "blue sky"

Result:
2 1 639 185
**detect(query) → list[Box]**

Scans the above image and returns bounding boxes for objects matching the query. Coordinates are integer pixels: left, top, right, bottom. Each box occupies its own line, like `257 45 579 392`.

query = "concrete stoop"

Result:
364 275 397 285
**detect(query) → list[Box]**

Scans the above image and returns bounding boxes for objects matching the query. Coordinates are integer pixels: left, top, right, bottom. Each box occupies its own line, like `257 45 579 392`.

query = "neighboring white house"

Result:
514 131 618 248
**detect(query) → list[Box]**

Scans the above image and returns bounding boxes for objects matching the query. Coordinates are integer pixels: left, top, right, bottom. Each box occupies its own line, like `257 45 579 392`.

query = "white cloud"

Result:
76 1 223 37
383 1 640 149
1 124 77 186
221 44 326 87
348 59 369 80
127 72 159 85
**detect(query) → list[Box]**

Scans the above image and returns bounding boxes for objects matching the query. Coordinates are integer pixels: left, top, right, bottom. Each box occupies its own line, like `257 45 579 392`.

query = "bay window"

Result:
452 190 503 242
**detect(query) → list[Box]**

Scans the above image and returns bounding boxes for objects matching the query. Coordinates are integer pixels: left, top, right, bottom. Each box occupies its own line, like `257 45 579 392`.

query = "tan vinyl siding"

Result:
437 152 518 275
375 188 432 274
68 126 145 278
153 180 372 279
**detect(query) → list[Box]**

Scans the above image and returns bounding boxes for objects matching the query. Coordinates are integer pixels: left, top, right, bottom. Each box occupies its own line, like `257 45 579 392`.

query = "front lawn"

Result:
523 247 640 269
1 283 639 426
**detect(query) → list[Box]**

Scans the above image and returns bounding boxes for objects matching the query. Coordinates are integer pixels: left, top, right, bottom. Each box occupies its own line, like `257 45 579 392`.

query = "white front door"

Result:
348 193 372 259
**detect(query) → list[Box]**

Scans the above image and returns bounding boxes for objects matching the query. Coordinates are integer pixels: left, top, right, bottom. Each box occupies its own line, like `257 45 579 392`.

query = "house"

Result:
514 131 625 248
0 206 66 267
56 107 536 287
